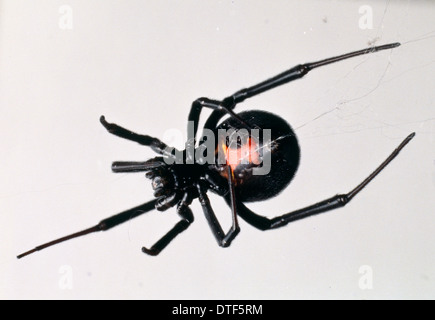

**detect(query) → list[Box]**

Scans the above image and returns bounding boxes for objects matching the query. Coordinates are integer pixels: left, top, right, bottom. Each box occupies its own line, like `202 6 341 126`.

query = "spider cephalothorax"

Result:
18 42 414 259
146 160 203 211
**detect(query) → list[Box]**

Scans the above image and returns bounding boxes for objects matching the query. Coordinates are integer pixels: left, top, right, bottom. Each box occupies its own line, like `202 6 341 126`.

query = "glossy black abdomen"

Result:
216 110 300 202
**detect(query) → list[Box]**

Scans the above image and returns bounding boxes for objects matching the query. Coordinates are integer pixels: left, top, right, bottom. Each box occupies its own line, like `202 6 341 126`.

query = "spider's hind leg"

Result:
231 133 415 231
196 166 241 248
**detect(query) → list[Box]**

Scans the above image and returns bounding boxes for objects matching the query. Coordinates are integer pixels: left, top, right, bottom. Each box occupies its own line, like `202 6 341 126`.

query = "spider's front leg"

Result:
17 200 158 259
99 116 175 159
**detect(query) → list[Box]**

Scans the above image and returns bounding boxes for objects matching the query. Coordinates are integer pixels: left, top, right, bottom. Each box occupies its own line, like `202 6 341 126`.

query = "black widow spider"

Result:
18 42 414 258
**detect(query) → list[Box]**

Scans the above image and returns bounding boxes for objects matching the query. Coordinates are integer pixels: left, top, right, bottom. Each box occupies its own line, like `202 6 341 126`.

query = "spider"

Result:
17 42 414 258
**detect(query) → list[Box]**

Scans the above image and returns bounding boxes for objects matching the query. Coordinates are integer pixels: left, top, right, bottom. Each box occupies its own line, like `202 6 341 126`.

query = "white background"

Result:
1 0 434 299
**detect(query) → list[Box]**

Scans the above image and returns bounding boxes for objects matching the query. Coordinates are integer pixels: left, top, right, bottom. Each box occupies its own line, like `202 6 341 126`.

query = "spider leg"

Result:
197 166 240 247
111 157 166 173
227 132 415 231
100 116 175 159
142 193 194 256
17 200 157 259
188 98 252 144
229 43 400 104
202 42 400 134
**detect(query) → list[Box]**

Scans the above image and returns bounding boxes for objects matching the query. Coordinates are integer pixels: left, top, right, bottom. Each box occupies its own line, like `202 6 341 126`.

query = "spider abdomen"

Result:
215 110 300 202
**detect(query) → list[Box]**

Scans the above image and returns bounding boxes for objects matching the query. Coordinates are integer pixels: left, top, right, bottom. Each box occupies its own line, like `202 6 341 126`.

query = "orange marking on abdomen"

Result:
223 137 261 171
